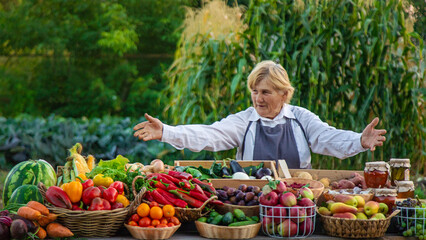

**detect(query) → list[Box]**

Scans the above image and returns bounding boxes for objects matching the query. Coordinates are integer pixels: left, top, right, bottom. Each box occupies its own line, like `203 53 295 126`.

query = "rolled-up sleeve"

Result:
161 112 248 152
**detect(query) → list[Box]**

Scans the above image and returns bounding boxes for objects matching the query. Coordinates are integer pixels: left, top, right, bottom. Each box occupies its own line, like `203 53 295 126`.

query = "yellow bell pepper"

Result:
93 174 113 188
76 173 88 182
61 180 83 203
115 194 130 207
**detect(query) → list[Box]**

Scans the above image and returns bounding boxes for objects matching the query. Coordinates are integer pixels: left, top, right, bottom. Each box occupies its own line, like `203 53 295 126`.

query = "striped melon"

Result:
2 159 56 206
8 184 43 205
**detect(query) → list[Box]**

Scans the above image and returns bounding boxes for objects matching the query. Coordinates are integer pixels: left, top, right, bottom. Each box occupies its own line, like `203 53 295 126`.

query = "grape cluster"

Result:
216 185 262 206
396 197 426 239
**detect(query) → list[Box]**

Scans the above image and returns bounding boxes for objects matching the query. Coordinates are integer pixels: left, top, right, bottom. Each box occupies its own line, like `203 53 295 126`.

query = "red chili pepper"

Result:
161 180 179 191
45 186 72 209
203 190 212 197
151 190 172 205
145 191 154 202
168 170 193 180
192 184 205 196
179 179 192 190
169 189 203 208
210 200 224 206
191 178 216 194
179 189 209 202
88 197 105 211
158 174 181 185
82 187 102 206
109 181 124 195
151 180 168 190
102 187 118 203
156 189 188 208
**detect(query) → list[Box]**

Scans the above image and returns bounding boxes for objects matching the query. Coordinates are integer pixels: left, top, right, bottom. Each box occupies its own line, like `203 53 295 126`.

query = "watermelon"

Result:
8 184 43 204
2 159 56 206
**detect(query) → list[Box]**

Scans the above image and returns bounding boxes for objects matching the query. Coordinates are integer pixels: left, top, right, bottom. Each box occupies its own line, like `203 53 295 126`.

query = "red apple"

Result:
279 192 297 207
298 217 314 235
297 198 315 216
260 191 279 206
298 187 314 200
276 181 287 193
277 219 298 237
262 216 278 235
267 205 287 223
289 205 307 223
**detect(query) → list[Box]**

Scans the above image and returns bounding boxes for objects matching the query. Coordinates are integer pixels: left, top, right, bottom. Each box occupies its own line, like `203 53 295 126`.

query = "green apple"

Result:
370 213 386 220
356 212 368 219
378 203 389 215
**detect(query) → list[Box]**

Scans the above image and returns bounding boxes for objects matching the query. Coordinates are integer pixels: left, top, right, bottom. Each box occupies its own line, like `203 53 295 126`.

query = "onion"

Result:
152 160 165 173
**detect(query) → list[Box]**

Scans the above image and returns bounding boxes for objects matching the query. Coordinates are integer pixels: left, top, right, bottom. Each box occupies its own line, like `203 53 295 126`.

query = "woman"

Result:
133 61 386 169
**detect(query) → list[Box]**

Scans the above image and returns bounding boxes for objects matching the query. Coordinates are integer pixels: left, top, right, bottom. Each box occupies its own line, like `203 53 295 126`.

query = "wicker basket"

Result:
281 178 324 200
318 209 400 238
132 175 216 223
195 221 261 239
124 223 181 240
38 182 145 238
216 203 259 217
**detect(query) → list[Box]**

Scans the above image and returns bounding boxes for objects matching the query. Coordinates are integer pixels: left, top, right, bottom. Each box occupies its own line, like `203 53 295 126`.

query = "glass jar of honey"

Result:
395 181 415 198
373 188 397 211
389 158 410 186
364 161 389 188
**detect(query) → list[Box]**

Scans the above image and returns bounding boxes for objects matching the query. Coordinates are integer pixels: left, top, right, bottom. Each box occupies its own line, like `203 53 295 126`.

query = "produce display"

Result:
396 197 426 238
216 184 261 206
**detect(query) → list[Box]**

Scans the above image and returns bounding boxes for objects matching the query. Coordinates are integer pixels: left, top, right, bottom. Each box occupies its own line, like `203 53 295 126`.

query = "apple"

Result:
326 200 335 210
262 217 278 235
276 181 287 193
289 205 306 223
277 219 298 237
299 217 314 235
298 198 315 216
299 187 314 200
356 212 368 219
364 201 380 216
267 205 287 223
370 213 386 220
378 203 389 215
280 192 297 207
354 196 365 208
260 191 279 206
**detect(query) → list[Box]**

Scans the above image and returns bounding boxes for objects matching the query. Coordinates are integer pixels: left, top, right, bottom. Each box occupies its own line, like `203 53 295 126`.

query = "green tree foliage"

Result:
165 0 425 172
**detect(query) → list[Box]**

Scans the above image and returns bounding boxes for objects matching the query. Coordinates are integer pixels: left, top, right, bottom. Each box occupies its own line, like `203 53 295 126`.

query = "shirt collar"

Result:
248 104 295 121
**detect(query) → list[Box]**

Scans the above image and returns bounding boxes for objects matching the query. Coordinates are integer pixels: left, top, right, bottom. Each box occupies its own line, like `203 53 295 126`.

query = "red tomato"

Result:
130 213 140 222
167 222 175 227
149 201 159 208
138 217 152 227
128 221 138 226
156 224 168 228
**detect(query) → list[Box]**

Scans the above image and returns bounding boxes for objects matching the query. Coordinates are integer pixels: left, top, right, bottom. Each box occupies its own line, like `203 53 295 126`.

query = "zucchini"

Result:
228 220 257 227
230 160 245 174
222 212 234 225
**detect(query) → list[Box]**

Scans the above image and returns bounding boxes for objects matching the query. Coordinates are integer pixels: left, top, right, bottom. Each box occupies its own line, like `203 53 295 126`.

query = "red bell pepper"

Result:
156 189 188 208
88 197 105 211
103 187 118 203
111 202 124 209
82 186 102 206
46 186 72 209
192 178 216 194
81 179 94 191
109 181 124 195
169 189 203 208
150 190 172 205
168 170 192 180
97 186 106 195
102 199 111 210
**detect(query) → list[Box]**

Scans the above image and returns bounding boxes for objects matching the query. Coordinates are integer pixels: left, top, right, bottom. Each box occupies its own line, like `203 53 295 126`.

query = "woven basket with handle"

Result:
132 175 216 222
318 209 400 238
38 182 145 238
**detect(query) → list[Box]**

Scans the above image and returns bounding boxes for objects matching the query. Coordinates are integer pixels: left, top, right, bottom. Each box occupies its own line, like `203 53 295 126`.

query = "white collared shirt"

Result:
161 104 367 168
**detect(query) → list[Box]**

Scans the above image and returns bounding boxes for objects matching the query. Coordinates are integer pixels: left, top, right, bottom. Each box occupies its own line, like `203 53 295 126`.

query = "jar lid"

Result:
396 181 415 189
365 161 389 172
374 188 397 197
389 158 411 167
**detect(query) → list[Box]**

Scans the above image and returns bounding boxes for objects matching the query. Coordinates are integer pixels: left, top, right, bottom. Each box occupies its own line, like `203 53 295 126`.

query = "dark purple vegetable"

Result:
0 210 9 216
8 214 37 233
245 192 255 202
0 223 10 240
236 192 245 201
229 196 237 204
237 200 245 206
226 188 236 196
230 160 245 174
255 168 272 179
0 216 12 227
222 186 229 192
238 184 248 192
246 186 254 192
216 190 228 201
10 219 28 239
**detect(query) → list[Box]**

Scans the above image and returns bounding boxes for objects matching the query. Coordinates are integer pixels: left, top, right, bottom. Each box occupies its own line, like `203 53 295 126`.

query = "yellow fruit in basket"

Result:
319 178 330 188
295 171 313 180
137 203 150 217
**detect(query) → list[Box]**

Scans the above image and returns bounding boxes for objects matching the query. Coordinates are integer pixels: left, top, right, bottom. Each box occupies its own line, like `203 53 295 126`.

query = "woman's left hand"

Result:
361 117 387 151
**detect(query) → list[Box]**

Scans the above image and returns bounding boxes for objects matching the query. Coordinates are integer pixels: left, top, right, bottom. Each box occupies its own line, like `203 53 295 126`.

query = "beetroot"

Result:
0 223 10 240
10 219 28 239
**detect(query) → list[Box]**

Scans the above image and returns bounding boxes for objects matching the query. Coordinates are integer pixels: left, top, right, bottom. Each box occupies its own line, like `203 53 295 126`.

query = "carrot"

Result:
37 213 57 227
27 201 49 215
36 226 47 239
46 222 74 238
17 206 42 221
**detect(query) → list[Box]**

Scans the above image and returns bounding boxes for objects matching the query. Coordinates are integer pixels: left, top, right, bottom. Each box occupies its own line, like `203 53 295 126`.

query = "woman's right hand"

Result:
133 113 163 141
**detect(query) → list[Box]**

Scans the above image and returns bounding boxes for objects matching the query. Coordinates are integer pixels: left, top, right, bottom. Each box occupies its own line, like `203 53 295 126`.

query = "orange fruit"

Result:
137 203 150 217
160 218 168 225
150 206 163 220
151 219 160 227
170 216 180 225
162 204 175 218
147 226 155 228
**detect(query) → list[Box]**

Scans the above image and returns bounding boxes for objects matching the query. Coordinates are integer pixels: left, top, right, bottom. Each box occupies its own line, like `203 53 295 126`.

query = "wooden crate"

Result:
174 160 278 189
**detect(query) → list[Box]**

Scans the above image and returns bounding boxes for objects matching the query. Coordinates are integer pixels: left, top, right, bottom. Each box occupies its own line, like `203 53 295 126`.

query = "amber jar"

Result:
389 158 410 186
364 161 389 188
395 181 415 198
373 188 397 211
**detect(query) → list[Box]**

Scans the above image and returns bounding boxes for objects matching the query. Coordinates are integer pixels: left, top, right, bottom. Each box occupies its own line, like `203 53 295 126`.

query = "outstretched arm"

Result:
133 113 164 141
360 117 387 151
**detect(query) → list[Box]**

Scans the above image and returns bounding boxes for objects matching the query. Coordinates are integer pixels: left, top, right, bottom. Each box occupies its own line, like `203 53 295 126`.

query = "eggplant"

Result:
221 167 231 177
230 160 245 174
255 167 272 179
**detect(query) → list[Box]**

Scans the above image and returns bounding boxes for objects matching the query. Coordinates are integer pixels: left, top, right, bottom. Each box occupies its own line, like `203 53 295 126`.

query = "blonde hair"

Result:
247 60 294 103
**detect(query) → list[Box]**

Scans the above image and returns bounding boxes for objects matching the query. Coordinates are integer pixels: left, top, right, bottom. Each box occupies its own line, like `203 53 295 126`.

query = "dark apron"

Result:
241 118 308 169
